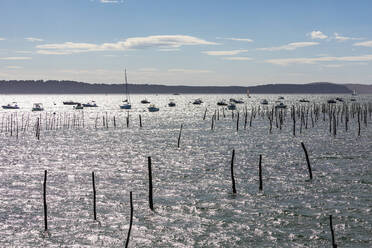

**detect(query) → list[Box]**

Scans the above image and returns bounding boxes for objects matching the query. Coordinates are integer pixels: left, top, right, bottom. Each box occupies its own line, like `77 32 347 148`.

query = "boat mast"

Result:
124 68 130 103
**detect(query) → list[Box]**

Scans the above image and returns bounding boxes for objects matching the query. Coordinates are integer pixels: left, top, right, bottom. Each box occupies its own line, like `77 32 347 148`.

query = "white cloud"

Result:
202 49 248 56
323 64 343 68
223 57 253 61
15 51 33 54
6 66 23 69
0 37 5 41
168 69 212 73
266 54 372 66
224 37 254 42
25 37 44 42
257 42 319 51
353 40 372 47
100 0 119 3
0 57 32 60
308 30 328 39
138 68 158 72
334 33 362 42
36 35 218 54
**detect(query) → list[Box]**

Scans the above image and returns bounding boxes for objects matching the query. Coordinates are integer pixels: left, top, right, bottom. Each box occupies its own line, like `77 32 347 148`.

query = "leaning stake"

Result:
125 191 133 248
43 170 48 231
92 172 97 220
301 142 313 180
177 124 183 148
231 149 237 193
259 155 263 191
329 215 337 248
148 157 154 211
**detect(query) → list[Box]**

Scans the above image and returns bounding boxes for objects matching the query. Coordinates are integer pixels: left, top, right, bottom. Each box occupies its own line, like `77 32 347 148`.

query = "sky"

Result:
1 0 372 86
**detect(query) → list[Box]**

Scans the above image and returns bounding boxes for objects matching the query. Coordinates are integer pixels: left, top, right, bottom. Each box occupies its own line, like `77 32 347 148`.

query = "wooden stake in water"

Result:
301 142 313 180
203 108 207 120
125 191 133 248
43 170 48 231
231 149 237 193
177 124 183 148
329 215 337 248
139 114 142 128
258 155 263 191
148 157 154 211
92 172 97 220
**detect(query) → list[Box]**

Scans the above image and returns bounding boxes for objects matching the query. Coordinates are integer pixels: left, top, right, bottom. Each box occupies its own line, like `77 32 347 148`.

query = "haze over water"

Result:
0 94 371 247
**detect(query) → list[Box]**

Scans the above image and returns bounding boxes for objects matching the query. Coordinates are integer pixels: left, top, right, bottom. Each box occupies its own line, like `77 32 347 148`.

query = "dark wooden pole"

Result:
125 191 133 248
301 142 313 180
329 215 337 248
139 114 142 128
177 124 183 148
231 149 236 193
43 170 48 231
148 157 154 211
92 172 97 220
259 155 263 191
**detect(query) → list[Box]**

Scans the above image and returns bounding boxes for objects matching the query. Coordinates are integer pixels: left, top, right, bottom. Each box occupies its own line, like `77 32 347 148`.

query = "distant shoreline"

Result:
0 80 371 94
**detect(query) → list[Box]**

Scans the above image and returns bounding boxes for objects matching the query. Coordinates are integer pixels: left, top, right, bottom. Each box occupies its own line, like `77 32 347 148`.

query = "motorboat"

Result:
2 102 20 109
141 99 150 104
350 98 356 102
278 96 284 100
217 100 228 106
227 103 236 110
32 103 44 111
299 99 310 103
260 99 269 105
229 98 244 104
74 103 84 109
168 100 176 107
336 97 344 102
275 102 287 109
192 99 203 105
327 99 337 104
83 101 98 107
63 101 79 105
119 69 132 109
148 104 159 112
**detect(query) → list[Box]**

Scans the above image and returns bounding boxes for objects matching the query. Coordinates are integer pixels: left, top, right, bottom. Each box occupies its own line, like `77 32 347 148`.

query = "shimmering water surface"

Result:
0 94 371 247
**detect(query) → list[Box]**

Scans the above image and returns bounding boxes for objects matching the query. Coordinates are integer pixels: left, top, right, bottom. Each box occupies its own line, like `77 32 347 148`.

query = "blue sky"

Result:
1 0 372 86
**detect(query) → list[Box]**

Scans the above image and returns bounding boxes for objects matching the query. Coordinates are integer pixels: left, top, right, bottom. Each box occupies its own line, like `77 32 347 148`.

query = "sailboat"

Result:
247 89 251 98
120 69 132 109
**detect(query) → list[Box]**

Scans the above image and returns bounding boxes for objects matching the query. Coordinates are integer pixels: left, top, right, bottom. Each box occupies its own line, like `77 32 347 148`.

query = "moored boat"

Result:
148 104 159 112
260 99 268 105
2 102 20 109
217 100 228 106
227 103 236 110
119 69 132 109
83 101 98 107
192 99 203 105
32 103 44 111
275 102 287 109
63 101 79 105
141 99 150 104
168 100 176 107
74 103 84 109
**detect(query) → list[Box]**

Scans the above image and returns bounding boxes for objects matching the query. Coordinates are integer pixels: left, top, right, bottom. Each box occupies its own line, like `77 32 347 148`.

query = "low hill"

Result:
0 80 354 94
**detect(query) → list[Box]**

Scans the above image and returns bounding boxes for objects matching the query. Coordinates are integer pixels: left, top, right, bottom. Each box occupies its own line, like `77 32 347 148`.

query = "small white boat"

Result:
227 103 236 110
83 101 98 107
230 98 244 104
275 102 287 109
119 69 132 109
168 100 176 107
148 104 159 112
192 99 203 105
260 99 268 105
74 103 84 109
32 103 44 111
217 100 228 106
141 99 150 104
2 102 20 109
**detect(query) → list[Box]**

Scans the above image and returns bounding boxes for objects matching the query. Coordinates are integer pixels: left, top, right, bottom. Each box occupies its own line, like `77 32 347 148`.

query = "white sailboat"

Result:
120 69 132 109
247 89 251 98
